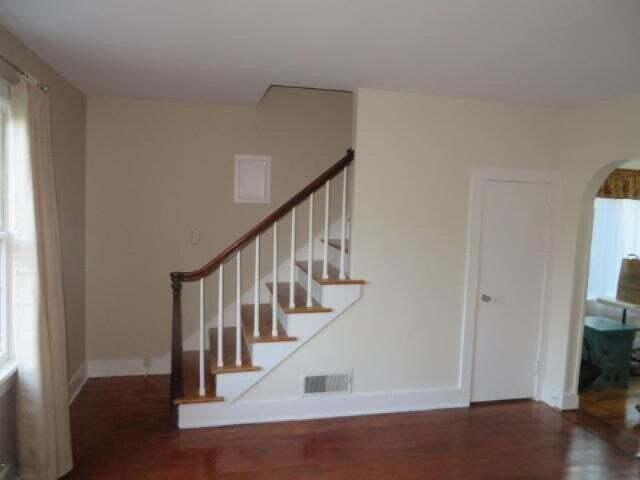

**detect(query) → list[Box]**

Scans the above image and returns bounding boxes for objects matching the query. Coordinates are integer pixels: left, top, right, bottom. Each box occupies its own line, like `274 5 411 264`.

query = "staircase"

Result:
169 149 365 428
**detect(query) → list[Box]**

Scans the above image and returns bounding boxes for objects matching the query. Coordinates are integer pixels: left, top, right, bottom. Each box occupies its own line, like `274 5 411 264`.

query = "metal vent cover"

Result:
303 372 352 395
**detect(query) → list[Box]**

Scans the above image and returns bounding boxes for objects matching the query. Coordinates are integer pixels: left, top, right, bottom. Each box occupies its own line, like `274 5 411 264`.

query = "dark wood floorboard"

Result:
64 376 640 479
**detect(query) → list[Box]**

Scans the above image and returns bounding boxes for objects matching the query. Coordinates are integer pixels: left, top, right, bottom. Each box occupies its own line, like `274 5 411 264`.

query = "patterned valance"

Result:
597 169 640 199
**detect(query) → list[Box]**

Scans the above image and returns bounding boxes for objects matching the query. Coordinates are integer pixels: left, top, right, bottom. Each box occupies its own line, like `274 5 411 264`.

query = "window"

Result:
0 94 10 366
587 197 640 300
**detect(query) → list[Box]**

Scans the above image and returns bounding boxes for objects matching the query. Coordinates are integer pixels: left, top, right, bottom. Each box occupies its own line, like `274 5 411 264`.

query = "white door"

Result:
471 179 550 402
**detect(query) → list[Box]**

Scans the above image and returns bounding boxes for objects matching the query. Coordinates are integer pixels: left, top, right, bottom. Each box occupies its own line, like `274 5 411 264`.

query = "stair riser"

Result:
294 266 362 310
294 267 323 304
216 370 262 400
285 311 334 339
317 284 362 311
273 296 290 326
271 296 334 338
250 341 300 370
327 247 350 275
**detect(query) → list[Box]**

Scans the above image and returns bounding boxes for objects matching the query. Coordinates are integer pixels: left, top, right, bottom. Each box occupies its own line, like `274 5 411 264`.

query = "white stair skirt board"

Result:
213 262 362 403
179 386 467 429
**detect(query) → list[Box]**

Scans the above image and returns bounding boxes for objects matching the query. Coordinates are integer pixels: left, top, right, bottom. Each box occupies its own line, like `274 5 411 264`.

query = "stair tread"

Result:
266 282 332 314
174 350 224 405
321 238 350 253
296 261 365 285
241 304 297 343
208 326 261 374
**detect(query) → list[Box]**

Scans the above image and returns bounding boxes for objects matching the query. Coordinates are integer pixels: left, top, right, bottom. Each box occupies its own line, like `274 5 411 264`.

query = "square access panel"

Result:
234 154 271 204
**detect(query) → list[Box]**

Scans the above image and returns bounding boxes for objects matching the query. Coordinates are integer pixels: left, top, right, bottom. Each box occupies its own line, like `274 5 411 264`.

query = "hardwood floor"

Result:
64 376 640 479
580 377 640 432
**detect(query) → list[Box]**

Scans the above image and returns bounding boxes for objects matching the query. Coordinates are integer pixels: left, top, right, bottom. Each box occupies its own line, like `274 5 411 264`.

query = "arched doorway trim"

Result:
567 158 638 396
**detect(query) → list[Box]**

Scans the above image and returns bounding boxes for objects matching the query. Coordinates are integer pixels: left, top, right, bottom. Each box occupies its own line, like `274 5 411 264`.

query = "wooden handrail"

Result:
171 148 354 283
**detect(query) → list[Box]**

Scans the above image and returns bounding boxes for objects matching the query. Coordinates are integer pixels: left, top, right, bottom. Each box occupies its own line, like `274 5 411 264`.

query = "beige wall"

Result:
243 89 561 401
268 88 640 408
85 88 352 369
0 25 87 378
351 89 559 392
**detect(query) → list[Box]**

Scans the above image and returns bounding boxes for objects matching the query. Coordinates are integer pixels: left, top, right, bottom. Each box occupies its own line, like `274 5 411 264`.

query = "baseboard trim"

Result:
179 386 467 429
540 388 579 411
87 357 170 378
559 392 580 410
68 363 88 405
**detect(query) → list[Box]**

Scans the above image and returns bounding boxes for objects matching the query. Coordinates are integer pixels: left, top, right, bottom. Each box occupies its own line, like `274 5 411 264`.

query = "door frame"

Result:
460 168 560 404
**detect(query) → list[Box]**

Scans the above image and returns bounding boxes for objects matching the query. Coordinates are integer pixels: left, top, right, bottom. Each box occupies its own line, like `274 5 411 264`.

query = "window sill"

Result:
0 360 17 397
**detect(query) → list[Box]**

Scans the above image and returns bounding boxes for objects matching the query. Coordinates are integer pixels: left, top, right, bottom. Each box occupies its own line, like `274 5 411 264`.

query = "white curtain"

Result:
9 80 73 479
587 197 640 299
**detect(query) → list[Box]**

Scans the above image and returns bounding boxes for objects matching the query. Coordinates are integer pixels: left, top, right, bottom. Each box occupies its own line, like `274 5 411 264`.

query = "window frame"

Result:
0 99 12 368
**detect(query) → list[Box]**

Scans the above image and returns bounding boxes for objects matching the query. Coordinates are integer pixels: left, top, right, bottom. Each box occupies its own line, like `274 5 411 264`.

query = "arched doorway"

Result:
572 158 640 434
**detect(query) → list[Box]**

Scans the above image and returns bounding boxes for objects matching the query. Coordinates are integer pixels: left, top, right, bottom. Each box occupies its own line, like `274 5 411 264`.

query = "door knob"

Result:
481 294 493 303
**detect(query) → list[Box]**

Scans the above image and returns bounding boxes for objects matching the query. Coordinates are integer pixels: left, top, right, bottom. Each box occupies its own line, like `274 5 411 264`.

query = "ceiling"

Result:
1 0 639 107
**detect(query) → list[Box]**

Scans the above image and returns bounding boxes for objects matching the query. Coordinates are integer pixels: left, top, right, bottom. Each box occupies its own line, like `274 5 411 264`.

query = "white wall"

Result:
545 94 640 403
85 87 352 372
335 90 640 410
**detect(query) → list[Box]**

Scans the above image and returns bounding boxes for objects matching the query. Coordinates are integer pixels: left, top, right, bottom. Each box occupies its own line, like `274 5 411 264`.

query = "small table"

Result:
596 297 640 369
583 316 640 389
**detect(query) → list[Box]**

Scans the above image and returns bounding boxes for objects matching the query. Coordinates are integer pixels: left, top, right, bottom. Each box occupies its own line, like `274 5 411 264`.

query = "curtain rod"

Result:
0 52 50 92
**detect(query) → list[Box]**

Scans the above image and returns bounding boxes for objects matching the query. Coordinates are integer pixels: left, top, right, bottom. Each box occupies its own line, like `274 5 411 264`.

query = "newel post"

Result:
170 272 184 428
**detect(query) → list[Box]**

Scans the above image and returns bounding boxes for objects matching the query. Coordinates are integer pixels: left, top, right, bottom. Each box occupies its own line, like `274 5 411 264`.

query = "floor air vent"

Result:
303 373 351 395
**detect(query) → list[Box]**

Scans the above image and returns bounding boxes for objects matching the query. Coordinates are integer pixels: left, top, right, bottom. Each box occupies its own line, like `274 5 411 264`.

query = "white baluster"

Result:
199 278 205 396
307 193 314 307
272 222 278 337
322 179 330 279
253 235 260 338
217 265 223 368
235 252 242 367
339 167 348 280
289 207 296 308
